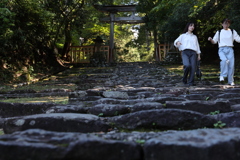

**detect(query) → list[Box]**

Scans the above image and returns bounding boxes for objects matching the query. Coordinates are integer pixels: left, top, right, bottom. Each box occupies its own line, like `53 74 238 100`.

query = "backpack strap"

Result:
218 29 221 43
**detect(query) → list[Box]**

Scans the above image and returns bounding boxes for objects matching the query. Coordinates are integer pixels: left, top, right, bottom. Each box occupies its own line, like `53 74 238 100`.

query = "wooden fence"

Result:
70 44 177 63
69 46 110 63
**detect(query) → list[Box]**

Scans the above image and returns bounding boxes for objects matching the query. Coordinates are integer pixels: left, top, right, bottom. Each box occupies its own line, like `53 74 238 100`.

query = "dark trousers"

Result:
182 49 197 85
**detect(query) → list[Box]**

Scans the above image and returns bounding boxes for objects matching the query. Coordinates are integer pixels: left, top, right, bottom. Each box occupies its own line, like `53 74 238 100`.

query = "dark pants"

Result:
182 49 197 85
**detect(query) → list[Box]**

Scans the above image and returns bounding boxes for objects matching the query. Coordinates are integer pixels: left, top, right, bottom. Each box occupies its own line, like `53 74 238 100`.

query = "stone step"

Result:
214 111 240 127
1 128 240 160
0 102 55 118
1 62 240 160
109 109 216 131
3 113 111 134
3 109 218 134
144 128 240 160
166 100 231 114
0 129 142 160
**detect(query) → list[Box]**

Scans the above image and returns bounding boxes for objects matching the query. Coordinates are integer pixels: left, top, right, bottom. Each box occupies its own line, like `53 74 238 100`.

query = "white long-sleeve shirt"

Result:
212 28 240 47
174 32 201 54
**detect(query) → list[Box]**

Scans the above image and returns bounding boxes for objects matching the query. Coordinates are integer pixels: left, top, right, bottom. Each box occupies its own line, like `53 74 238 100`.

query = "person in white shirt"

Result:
174 22 201 86
208 18 240 86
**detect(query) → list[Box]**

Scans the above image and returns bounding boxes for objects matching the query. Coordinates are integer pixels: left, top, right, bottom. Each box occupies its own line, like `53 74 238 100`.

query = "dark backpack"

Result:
218 29 234 42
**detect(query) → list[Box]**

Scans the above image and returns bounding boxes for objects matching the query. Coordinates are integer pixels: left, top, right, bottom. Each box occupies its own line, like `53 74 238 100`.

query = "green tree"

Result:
0 0 15 68
3 0 53 70
42 0 86 60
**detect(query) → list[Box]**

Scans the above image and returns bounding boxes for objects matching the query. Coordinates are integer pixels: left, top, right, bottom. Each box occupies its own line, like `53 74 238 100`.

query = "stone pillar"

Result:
109 12 115 63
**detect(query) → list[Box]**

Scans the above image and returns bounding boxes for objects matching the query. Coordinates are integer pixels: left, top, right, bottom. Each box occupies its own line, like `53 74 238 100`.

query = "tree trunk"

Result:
61 41 71 60
39 46 67 71
61 23 72 60
153 29 159 61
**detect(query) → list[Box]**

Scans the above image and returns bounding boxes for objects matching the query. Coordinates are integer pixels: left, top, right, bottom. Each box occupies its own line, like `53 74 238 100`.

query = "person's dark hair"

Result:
222 18 231 24
183 22 196 34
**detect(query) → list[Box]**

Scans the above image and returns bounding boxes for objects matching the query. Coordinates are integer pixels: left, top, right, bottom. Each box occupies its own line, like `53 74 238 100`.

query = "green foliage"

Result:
98 113 104 117
209 110 220 115
229 0 240 32
94 0 138 5
2 0 240 83
114 24 143 62
136 0 240 54
135 139 146 145
0 0 89 83
0 1 15 58
0 0 55 83
214 121 226 128
0 7 14 39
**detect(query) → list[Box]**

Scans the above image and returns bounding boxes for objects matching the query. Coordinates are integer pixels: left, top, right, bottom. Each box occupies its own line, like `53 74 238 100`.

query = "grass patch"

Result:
0 96 69 104
163 64 220 76
163 63 240 84
161 63 240 83
0 82 77 93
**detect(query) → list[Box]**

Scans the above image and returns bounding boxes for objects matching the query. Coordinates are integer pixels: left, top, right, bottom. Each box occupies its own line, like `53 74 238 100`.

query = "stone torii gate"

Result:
94 5 144 63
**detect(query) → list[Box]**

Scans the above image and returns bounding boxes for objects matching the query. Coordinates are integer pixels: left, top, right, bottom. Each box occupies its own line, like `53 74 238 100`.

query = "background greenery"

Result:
1 0 240 84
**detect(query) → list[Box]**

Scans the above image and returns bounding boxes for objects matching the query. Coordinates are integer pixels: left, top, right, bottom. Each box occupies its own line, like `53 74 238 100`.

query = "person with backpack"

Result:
208 18 240 86
174 22 201 86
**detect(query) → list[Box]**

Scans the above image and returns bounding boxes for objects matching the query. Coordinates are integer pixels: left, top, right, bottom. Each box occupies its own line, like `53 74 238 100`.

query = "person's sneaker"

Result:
230 82 235 86
219 76 224 81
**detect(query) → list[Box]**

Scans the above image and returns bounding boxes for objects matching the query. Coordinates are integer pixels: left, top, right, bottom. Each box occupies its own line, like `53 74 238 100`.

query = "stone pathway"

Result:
1 62 240 160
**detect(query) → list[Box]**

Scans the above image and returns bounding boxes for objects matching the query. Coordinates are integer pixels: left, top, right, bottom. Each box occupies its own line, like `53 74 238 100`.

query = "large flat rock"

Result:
144 128 240 160
3 113 111 134
166 100 231 114
109 109 216 130
0 129 142 160
0 102 55 118
214 111 240 127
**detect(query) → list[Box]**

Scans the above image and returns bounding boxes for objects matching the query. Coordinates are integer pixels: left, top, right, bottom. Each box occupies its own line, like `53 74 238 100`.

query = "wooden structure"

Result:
160 43 182 61
158 44 170 61
69 46 109 63
94 5 144 63
69 4 172 63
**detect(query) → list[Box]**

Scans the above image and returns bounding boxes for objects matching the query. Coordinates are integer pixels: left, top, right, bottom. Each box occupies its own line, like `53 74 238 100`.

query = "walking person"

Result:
174 22 201 86
208 18 240 86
